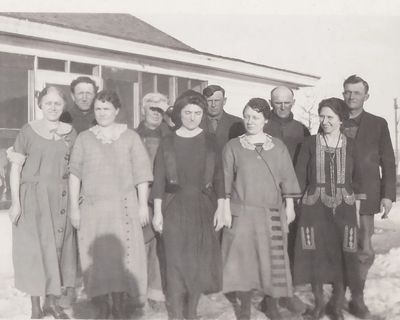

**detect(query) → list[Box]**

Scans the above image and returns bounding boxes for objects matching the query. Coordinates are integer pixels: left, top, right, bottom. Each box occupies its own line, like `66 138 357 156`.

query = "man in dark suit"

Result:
201 85 245 150
342 75 396 319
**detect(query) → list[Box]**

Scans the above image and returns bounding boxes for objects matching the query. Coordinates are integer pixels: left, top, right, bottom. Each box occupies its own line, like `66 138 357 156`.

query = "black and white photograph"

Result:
0 0 399 319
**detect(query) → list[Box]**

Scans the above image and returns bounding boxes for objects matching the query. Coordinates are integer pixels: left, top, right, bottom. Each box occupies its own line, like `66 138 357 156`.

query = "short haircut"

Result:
343 75 369 94
142 92 169 112
318 97 349 121
172 90 208 128
38 86 67 107
203 85 225 98
70 76 98 94
270 86 294 100
95 90 122 110
243 98 271 119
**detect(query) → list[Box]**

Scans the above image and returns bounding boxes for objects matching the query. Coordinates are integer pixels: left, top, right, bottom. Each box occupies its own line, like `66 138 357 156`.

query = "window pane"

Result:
157 74 169 98
177 78 190 96
0 52 34 209
102 66 138 129
37 57 65 72
142 73 155 96
70 61 96 75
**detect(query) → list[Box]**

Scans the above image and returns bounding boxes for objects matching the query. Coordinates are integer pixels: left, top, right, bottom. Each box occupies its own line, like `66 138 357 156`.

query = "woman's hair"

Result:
95 90 122 110
243 97 271 119
171 90 208 128
37 86 67 108
318 97 349 121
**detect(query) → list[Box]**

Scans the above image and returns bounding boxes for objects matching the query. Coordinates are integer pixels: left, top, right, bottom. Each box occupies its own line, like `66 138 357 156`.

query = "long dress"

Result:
10 122 77 296
221 134 301 297
293 134 364 292
151 131 223 297
69 125 153 302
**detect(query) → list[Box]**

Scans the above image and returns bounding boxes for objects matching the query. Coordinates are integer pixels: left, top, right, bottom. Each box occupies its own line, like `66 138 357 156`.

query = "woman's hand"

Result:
285 198 295 225
69 206 81 230
138 204 149 227
213 199 226 231
8 203 21 225
152 210 163 233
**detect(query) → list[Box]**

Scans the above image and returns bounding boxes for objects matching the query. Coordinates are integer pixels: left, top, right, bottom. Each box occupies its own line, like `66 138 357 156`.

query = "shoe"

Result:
42 305 69 319
279 295 307 314
30 310 44 319
111 292 126 319
148 299 166 312
261 296 282 320
92 295 110 319
349 295 371 319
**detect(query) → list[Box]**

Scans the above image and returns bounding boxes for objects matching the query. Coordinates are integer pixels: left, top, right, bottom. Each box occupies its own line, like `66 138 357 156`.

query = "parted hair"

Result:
95 90 122 110
318 97 349 121
172 90 208 128
244 97 271 119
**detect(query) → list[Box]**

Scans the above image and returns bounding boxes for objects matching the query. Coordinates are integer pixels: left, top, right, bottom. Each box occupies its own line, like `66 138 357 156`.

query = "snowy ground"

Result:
1 204 400 320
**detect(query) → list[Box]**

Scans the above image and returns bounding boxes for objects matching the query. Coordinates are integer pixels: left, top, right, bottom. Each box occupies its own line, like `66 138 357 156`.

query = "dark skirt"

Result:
162 189 222 295
293 199 362 292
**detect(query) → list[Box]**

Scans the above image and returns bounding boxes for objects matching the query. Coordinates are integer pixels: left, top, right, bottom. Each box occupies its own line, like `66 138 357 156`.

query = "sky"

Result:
1 0 400 138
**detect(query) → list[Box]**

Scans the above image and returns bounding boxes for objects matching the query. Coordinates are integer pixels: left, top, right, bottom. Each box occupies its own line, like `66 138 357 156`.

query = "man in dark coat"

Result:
201 85 245 150
265 86 310 164
342 75 396 319
263 86 309 316
60 76 97 133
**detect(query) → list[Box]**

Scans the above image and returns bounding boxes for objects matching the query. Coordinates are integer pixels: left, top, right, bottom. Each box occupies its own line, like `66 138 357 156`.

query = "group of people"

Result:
6 74 395 320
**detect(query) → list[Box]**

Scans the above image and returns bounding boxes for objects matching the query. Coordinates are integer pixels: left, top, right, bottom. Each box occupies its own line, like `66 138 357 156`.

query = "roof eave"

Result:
0 15 320 87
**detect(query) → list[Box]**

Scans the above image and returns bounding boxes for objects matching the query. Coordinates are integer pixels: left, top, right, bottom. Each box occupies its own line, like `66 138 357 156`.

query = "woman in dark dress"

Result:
151 90 224 320
294 98 366 320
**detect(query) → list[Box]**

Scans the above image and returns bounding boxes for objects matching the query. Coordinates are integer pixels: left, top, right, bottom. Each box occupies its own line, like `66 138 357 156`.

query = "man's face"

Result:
144 106 164 128
72 82 96 112
270 89 294 119
206 91 226 117
343 82 369 111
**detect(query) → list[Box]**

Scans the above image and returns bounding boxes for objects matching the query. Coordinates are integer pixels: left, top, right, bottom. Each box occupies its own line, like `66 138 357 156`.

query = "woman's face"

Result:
40 91 65 122
243 106 266 135
94 99 119 127
180 104 203 130
319 106 342 135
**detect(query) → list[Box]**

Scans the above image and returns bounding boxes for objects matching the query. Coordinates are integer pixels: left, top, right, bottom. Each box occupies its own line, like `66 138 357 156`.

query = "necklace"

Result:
321 133 342 214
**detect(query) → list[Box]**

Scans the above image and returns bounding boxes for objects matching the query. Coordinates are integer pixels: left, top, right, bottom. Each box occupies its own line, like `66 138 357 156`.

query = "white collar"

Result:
90 124 127 144
29 120 72 140
239 133 274 151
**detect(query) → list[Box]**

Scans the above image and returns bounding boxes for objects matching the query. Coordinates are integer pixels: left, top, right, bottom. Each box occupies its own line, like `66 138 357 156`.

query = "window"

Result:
70 61 96 75
37 57 65 72
0 52 34 209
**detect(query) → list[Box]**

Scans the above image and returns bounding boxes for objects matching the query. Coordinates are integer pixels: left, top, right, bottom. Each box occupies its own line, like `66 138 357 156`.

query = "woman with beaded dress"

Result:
293 98 366 320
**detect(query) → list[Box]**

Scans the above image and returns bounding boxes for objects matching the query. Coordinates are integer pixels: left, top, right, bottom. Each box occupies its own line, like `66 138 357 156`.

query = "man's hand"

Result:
380 198 393 219
8 203 21 225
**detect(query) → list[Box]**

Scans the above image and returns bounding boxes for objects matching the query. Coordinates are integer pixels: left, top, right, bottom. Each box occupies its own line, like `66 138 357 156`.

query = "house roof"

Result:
0 12 196 52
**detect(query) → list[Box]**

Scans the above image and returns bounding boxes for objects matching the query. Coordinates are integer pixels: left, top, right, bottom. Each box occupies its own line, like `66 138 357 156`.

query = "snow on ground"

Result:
0 203 400 319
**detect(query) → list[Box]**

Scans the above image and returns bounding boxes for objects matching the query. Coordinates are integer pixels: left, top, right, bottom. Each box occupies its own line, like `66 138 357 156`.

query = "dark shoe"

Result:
42 305 70 319
111 292 126 319
30 310 44 319
279 295 307 314
349 295 371 319
304 305 325 319
92 295 110 319
148 299 166 312
261 296 282 320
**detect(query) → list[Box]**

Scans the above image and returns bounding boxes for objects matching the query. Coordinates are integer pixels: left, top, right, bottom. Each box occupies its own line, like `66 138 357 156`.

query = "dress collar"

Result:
29 120 73 140
239 133 274 151
90 124 127 144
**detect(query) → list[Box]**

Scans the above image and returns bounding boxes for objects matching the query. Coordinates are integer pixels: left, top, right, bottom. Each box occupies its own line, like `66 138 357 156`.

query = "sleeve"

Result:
150 142 166 200
7 126 28 166
222 141 235 198
69 133 84 179
279 143 301 198
295 137 312 194
378 119 396 201
350 139 367 200
303 124 311 137
212 144 225 199
130 132 153 186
